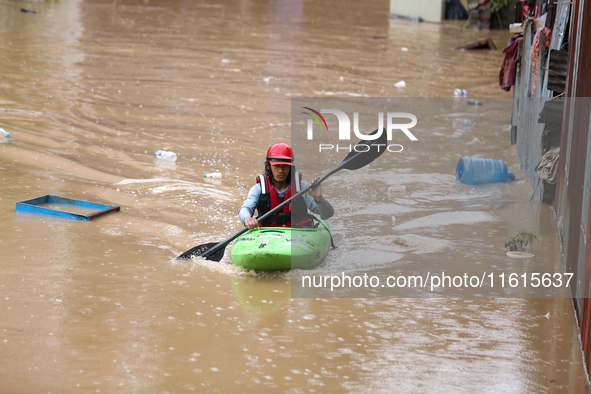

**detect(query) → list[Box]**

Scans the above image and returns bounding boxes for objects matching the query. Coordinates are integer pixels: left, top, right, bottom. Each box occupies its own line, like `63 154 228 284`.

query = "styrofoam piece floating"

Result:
506 251 534 258
16 194 120 221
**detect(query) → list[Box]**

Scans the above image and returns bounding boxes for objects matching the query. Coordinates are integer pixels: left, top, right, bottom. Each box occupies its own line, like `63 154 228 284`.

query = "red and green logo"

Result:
302 107 329 138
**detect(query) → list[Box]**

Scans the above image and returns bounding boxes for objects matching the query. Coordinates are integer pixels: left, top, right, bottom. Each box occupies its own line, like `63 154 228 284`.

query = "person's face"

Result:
270 164 291 183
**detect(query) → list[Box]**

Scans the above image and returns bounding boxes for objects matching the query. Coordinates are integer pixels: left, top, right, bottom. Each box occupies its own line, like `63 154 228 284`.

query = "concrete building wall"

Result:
388 0 445 22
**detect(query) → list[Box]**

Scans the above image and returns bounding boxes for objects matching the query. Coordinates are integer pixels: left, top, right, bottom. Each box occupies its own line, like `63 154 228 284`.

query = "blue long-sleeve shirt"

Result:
238 180 334 225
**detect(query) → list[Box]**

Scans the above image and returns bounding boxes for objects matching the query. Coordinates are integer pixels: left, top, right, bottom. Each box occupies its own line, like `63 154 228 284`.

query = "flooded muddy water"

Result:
0 0 589 392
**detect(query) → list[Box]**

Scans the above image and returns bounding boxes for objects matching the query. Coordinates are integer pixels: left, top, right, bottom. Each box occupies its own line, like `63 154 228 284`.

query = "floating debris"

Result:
1 108 44 115
456 38 496 50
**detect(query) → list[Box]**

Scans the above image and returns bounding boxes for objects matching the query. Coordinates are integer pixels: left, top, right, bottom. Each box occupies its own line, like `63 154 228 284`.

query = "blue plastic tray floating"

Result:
16 194 120 221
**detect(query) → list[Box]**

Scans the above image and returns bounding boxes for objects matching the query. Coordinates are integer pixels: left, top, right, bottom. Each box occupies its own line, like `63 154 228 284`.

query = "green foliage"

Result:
490 0 509 14
505 230 539 253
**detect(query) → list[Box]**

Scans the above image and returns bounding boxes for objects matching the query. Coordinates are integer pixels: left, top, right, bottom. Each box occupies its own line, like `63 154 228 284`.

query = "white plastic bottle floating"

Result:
452 118 474 128
0 128 10 137
154 150 177 161
394 80 406 88
454 89 468 97
204 172 222 179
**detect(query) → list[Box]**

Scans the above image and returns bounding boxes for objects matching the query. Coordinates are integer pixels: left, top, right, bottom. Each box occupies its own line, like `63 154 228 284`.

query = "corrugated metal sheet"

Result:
512 0 573 204
547 49 568 93
513 21 548 201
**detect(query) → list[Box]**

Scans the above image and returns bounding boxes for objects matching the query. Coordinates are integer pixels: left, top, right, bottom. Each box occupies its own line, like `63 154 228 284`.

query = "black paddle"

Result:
176 129 388 261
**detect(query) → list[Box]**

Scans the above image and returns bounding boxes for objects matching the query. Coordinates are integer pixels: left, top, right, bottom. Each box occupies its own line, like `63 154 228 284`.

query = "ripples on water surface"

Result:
0 0 588 393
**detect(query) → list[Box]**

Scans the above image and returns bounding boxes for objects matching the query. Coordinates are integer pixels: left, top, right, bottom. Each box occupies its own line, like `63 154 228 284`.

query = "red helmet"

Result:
266 143 294 166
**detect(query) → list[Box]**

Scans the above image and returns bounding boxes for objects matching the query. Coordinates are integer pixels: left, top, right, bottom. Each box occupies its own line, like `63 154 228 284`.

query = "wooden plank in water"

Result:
456 38 496 50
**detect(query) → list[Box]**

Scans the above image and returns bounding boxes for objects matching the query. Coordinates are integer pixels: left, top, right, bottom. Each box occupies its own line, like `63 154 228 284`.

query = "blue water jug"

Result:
456 156 515 184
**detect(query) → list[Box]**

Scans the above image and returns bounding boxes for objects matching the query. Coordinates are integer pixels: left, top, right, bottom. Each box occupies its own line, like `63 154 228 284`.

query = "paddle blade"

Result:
175 242 226 261
341 128 388 170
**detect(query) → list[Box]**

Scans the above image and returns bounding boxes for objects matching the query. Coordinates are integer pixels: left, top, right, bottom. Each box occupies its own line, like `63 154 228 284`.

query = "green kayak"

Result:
230 216 331 271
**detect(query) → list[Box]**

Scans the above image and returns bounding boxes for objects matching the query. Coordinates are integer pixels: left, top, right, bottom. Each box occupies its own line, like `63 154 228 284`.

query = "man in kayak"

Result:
239 142 334 229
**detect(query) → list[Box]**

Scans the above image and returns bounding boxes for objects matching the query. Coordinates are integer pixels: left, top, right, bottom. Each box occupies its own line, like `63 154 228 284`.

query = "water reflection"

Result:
231 277 291 319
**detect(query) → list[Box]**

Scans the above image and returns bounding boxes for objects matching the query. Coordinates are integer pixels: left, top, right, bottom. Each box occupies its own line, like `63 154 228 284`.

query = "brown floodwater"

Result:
0 0 589 393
